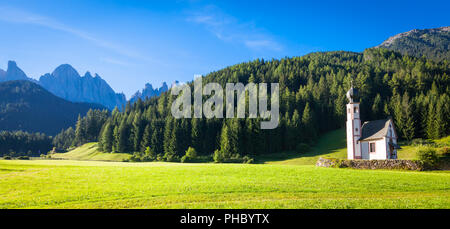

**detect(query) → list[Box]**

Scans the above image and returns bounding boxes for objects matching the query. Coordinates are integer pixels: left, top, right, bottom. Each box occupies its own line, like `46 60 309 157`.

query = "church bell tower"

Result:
346 84 361 159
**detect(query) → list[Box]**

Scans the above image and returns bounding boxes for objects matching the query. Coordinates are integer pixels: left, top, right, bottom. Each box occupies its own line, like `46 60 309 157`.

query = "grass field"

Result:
261 129 449 165
51 143 130 162
1 159 449 209
1 130 449 209
260 129 347 165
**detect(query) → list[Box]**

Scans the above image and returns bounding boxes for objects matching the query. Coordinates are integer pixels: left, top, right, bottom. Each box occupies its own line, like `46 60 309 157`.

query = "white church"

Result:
346 86 400 160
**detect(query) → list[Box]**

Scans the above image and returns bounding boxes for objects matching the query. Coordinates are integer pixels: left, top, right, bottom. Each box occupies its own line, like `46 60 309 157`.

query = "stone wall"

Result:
316 157 425 171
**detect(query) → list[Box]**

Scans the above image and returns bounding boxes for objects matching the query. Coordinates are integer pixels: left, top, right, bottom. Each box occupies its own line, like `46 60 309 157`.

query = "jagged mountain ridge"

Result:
0 61 126 110
39 64 126 110
0 61 169 109
129 82 168 103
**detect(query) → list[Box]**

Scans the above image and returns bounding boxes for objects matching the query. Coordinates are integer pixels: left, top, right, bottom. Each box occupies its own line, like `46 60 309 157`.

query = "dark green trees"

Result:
0 131 52 157
55 48 449 163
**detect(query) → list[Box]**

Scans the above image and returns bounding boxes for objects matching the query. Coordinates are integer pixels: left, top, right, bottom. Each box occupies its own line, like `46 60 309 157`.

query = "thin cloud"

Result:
0 6 142 60
245 40 282 51
99 57 134 67
186 6 283 52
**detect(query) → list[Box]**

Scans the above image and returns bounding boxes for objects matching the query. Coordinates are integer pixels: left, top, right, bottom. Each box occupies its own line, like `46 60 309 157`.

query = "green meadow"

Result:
1 129 449 209
51 143 130 162
1 160 449 209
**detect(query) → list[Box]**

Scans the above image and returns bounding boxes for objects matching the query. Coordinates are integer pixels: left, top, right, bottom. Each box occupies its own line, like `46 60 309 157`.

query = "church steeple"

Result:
346 81 359 103
346 84 362 159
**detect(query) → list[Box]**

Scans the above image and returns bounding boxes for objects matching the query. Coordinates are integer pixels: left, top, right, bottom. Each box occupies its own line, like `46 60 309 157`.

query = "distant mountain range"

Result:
0 61 169 110
39 64 126 110
129 82 169 103
377 26 450 62
0 61 126 110
0 80 105 135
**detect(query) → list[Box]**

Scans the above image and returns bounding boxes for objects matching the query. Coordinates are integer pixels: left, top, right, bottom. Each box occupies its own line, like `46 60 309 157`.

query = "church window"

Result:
369 142 376 153
354 107 358 113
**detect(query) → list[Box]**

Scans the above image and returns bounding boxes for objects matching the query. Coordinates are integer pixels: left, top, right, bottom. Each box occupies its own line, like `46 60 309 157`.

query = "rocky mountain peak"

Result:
52 64 80 78
129 82 169 103
0 68 6 79
38 64 126 110
84 71 93 78
376 26 450 62
3 60 29 81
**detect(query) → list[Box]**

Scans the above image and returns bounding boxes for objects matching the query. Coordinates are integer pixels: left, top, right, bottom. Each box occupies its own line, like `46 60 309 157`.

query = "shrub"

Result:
440 147 450 157
181 147 198 163
296 143 311 154
3 156 12 160
164 154 179 162
17 156 30 160
129 153 141 162
185 147 197 158
417 147 438 168
411 138 433 146
213 149 224 163
243 156 254 164
142 147 156 162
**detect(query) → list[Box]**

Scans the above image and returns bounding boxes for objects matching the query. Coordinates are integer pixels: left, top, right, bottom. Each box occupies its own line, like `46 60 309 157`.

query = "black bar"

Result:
0 209 447 228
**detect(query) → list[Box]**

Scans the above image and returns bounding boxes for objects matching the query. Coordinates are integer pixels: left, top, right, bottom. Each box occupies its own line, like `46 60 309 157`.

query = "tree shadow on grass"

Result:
255 128 347 164
0 168 25 172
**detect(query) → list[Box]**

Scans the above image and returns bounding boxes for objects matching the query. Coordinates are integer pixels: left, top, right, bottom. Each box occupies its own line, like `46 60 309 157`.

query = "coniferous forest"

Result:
46 48 449 162
0 131 52 157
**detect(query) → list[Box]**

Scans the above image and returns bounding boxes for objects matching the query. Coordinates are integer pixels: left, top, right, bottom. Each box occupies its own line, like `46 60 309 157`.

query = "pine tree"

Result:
401 93 415 141
140 124 152 152
215 122 232 162
228 119 241 156
112 125 119 152
244 119 257 155
117 118 130 153
434 94 448 138
288 109 301 149
163 117 177 161
132 111 144 152
151 120 164 155
100 121 114 152
371 94 382 120
73 115 85 146
426 101 437 139
191 118 203 154
301 103 316 143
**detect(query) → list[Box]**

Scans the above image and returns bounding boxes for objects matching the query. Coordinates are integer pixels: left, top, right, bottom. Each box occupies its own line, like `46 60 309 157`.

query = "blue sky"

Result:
0 0 448 98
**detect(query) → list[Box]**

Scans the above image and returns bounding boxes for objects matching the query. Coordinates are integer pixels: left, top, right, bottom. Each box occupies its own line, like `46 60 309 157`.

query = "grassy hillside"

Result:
260 129 449 165
51 143 130 162
0 160 449 209
260 128 347 165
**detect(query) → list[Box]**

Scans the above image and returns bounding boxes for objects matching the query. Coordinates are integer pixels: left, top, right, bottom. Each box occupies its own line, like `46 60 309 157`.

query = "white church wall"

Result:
346 120 354 159
371 138 387 160
361 142 369 159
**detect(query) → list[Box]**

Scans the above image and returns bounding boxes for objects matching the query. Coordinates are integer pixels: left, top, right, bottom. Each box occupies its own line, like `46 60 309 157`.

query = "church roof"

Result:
359 119 392 141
